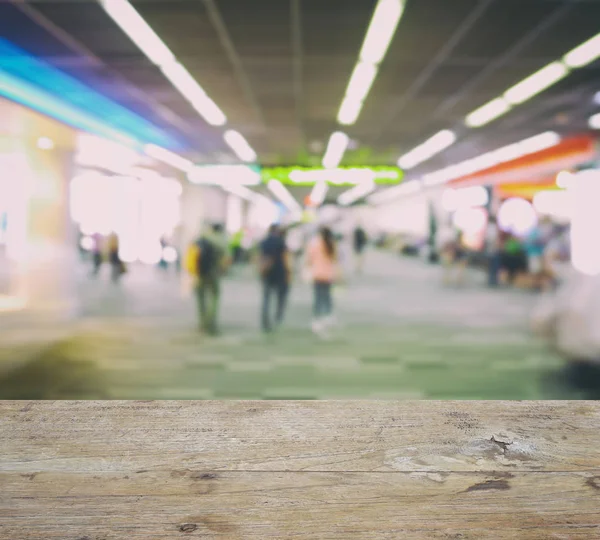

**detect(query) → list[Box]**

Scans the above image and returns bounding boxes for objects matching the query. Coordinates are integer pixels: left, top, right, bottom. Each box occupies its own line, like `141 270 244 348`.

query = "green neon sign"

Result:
261 166 404 186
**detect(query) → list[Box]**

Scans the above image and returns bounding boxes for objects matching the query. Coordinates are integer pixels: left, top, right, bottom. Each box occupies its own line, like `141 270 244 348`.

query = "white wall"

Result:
179 184 229 249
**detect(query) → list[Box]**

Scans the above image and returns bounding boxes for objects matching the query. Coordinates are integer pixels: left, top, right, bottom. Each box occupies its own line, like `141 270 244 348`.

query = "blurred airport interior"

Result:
1 0 600 399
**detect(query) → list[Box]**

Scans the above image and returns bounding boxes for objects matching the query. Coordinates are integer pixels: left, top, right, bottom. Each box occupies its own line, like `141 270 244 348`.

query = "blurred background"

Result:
1 0 599 399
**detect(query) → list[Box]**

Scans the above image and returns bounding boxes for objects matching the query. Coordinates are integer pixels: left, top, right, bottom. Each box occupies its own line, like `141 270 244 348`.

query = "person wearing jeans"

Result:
261 280 288 332
307 227 338 337
197 277 220 334
313 281 332 320
259 225 290 332
485 216 500 287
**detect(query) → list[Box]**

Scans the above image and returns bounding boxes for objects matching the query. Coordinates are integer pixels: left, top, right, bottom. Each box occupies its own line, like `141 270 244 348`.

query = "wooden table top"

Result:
1 401 599 539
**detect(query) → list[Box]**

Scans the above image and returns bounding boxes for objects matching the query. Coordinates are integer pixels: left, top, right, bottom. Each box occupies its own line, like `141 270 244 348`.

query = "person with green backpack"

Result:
501 233 526 286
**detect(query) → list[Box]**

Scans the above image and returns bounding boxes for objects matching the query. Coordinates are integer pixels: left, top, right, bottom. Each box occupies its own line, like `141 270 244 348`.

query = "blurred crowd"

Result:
182 222 368 339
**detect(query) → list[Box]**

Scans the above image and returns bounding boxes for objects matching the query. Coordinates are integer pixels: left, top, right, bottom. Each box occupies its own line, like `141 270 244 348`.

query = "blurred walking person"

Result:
230 229 244 265
158 236 169 271
524 217 553 291
259 224 290 332
307 227 339 338
107 232 125 282
185 224 228 335
353 225 368 274
440 229 468 287
90 232 103 277
485 216 501 287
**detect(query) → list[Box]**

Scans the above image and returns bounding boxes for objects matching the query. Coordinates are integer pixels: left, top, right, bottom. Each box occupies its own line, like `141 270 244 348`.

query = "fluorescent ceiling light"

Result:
498 131 560 159
463 33 600 131
346 62 378 103
268 180 302 212
337 97 362 125
338 179 376 206
288 168 387 185
160 62 206 103
188 165 261 186
144 144 193 172
589 113 600 130
504 62 569 105
333 0 406 128
160 61 226 127
563 32 600 68
465 97 511 128
422 131 560 186
397 130 456 170
322 131 350 169
221 184 256 201
359 0 406 64
99 0 175 67
309 181 329 206
224 130 257 163
100 0 229 128
189 93 227 126
367 180 422 205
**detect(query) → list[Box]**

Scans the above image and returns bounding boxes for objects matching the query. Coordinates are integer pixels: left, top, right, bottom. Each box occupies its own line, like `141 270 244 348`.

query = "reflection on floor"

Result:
0 251 587 399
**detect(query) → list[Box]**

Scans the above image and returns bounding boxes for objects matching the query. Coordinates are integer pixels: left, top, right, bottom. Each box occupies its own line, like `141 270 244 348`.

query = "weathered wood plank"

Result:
2 401 599 472
1 401 599 539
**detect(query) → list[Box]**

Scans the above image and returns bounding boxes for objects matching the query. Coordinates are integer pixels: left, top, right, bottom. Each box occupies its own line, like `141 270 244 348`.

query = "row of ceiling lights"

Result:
368 131 561 204
330 0 600 206
98 0 307 214
316 0 406 206
101 0 600 212
99 0 257 168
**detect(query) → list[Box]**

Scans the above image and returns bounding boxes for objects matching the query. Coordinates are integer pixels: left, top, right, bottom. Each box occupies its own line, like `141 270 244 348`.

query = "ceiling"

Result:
1 0 599 181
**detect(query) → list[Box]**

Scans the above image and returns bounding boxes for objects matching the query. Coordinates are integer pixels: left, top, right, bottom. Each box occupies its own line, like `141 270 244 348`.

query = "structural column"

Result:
12 142 78 319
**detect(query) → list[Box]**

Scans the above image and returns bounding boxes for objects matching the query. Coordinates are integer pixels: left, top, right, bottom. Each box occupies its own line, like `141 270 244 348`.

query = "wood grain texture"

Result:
1 401 599 539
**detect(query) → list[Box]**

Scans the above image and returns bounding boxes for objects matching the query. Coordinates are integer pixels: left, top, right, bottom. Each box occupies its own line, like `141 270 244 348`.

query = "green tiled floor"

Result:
0 251 581 399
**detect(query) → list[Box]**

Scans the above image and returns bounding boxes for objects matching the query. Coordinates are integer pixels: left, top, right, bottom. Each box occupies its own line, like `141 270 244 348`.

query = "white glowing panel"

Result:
0 153 29 260
248 197 279 230
376 197 428 235
226 194 243 234
556 170 575 189
70 172 119 235
533 190 573 221
452 207 487 232
188 165 261 186
162 246 178 263
76 133 141 173
442 186 489 212
70 171 181 264
498 198 538 236
570 170 600 275
37 137 54 150
80 236 94 251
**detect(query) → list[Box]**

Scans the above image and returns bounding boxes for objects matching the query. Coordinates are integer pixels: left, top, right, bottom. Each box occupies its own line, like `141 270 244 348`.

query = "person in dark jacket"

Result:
353 226 368 274
259 224 291 332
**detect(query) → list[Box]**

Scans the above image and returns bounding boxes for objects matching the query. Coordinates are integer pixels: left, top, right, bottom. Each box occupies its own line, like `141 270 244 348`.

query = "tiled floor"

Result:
0 251 583 399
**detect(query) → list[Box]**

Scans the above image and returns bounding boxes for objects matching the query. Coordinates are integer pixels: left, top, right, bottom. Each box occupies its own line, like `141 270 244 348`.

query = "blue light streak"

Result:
0 38 183 150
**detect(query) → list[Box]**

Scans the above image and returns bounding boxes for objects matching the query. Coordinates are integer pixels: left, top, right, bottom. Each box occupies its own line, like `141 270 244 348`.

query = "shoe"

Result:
322 315 339 328
311 319 330 339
